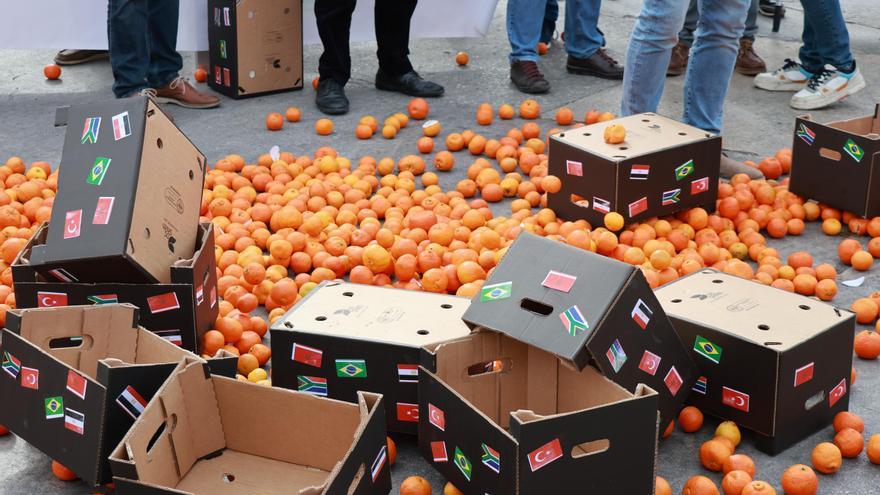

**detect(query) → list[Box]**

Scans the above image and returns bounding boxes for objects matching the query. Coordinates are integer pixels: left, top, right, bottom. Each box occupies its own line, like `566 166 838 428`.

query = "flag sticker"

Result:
45 396 64 419
796 123 815 145
664 366 683 396
297 376 327 397
223 6 231 26
630 164 650 180
210 286 217 307
154 329 182 346
638 350 661 376
660 189 680 206
691 177 710 195
371 445 387 482
112 111 131 141
335 359 367 378
480 281 512 302
87 294 118 305
560 305 589 337
606 339 627 373
64 408 85 435
829 378 847 407
2 352 21 379
593 196 611 214
213 7 221 26
196 285 204 305
397 364 418 383
843 138 864 162
64 209 82 239
396 402 419 423
631 299 652 329
116 385 148 420
48 268 77 282
291 343 323 368
66 370 87 399
37 291 68 308
454 447 473 481
794 362 814 387
21 367 39 390
481 443 501 474
87 156 111 186
693 376 708 395
675 159 695 180
629 196 648 218
223 68 231 87
92 196 115 225
219 40 227 59
722 386 750 412
566 160 583 176
431 441 448 462
542 270 577 292
81 117 101 144
147 292 180 314
214 66 222 85
428 403 445 431
527 438 563 472
694 335 722 364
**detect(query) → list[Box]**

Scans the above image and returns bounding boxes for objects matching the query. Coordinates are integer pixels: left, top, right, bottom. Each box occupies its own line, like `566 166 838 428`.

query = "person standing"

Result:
314 0 444 115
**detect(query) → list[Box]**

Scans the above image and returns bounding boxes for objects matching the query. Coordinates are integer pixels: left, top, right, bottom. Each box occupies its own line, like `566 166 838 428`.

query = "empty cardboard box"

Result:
270 281 471 434
208 0 304 98
109 358 391 495
656 269 856 454
0 304 236 485
463 232 698 426
418 331 659 494
12 222 219 353
789 104 880 218
35 96 206 284
547 112 721 225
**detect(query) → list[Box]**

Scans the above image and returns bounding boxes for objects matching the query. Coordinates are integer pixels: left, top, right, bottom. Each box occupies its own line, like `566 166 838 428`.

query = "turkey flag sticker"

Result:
396 402 419 423
428 403 445 431
722 386 750 413
527 438 563 472
63 209 82 239
638 350 661 376
37 291 68 308
828 378 847 407
21 367 39 390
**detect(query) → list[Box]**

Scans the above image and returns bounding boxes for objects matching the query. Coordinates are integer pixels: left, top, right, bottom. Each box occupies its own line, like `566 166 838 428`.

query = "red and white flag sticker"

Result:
542 270 577 293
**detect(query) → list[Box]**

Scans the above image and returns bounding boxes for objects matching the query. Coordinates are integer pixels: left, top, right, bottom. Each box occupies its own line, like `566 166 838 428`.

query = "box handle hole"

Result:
315 316 327 321
804 390 825 410
441 304 452 309
678 132 687 136
417 329 430 336
156 138 163 149
189 170 194 180
571 438 610 459
764 341 782 346
520 298 553 316
799 304 811 310
819 148 841 161
146 413 177 456
144 228 151 239
618 146 628 150
467 358 511 377
283 321 293 328
222 473 235 483
49 335 91 350
670 299 682 303
712 279 723 284
343 292 354 297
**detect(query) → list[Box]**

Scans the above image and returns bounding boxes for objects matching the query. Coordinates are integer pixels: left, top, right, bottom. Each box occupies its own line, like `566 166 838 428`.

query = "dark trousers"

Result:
315 0 417 85
107 0 183 97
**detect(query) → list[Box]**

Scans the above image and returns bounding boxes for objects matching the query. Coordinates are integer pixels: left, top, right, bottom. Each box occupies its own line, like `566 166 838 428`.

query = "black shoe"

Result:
758 0 785 17
566 48 624 80
54 49 109 66
510 61 550 94
316 78 349 115
375 70 444 97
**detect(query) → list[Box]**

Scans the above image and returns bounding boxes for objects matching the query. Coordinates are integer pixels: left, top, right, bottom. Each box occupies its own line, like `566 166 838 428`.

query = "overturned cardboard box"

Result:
35 96 206 284
789 104 880 218
109 357 391 495
12 222 219 353
548 112 720 225
270 281 471 434
0 304 236 485
208 0 304 98
656 270 855 454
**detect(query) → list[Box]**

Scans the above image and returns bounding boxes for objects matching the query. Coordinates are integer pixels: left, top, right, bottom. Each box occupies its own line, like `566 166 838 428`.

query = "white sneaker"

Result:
754 59 812 91
790 65 866 110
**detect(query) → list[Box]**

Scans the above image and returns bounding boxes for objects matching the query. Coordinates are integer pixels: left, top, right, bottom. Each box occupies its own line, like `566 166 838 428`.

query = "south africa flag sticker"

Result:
560 305 589 337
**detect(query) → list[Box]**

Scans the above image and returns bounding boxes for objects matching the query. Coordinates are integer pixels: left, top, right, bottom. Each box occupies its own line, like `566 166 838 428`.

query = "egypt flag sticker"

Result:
147 292 180 314
116 385 148 420
664 366 683 396
630 164 650 180
592 196 611 214
291 343 323 368
38 291 68 308
527 438 563 472
64 408 85 435
66 370 87 400
370 445 387 482
112 111 132 141
431 441 448 462
631 299 652 329
794 362 814 387
829 378 847 407
154 329 182 346
428 403 445 431
397 364 418 383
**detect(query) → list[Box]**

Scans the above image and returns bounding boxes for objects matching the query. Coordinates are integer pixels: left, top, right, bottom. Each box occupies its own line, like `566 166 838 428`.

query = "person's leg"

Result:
107 0 150 97
753 13 813 91
315 0 356 85
507 0 550 93
541 0 559 44
669 0 698 76
621 0 689 116
797 9 823 73
735 0 765 75
146 0 183 88
374 0 444 97
564 0 623 79
742 0 759 40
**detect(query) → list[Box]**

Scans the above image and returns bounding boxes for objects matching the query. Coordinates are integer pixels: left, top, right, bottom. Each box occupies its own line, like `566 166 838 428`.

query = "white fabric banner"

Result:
0 0 499 51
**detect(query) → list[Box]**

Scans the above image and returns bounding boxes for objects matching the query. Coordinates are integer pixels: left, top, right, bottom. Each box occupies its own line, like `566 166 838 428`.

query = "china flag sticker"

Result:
527 438 563 472
793 362 814 387
722 386 750 413
147 292 180 314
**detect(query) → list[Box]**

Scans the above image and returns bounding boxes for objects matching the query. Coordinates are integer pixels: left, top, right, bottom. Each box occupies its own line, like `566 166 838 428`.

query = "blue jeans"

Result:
621 0 749 134
108 0 182 97
798 0 852 73
508 0 604 63
680 0 758 46
541 0 558 44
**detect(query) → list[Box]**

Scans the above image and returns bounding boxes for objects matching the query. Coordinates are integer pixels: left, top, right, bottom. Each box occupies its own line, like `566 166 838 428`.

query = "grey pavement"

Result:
1 0 879 493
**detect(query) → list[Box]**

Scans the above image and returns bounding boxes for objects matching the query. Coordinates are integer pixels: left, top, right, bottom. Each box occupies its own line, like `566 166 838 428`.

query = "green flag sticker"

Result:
335 359 367 378
480 281 512 302
45 396 64 419
694 335 722 364
674 159 695 181
454 446 473 481
87 156 111 185
843 138 864 162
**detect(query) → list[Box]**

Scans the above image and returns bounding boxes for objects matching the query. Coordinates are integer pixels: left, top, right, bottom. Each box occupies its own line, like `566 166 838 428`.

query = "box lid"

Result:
462 232 633 369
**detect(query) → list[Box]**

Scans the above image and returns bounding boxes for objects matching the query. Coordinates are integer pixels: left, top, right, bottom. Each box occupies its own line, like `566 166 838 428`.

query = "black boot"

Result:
315 78 349 115
375 69 444 97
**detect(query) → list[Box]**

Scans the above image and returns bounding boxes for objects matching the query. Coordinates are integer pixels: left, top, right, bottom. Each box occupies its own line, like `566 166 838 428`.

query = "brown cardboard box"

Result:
418 331 659 494
0 304 236 485
109 358 391 495
208 0 304 99
547 112 721 225
270 281 471 434
656 269 856 454
789 104 880 217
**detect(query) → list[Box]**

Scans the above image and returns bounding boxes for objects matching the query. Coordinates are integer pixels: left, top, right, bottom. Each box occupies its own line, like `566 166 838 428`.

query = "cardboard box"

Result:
208 0 304 99
462 232 698 426
12 222 219 354
547 112 721 225
789 104 880 217
109 357 391 495
35 96 206 284
270 281 471 434
0 304 236 485
655 269 856 454
418 331 659 494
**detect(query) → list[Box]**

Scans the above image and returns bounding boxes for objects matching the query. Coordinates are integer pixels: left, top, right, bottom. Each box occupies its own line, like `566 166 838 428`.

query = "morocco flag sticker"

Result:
147 292 180 314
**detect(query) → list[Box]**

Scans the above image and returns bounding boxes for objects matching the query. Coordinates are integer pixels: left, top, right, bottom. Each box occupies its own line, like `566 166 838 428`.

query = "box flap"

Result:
462 233 631 369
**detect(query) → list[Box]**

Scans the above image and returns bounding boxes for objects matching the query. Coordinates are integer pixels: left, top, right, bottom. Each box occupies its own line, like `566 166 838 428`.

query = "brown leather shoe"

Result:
735 38 766 76
510 61 550 94
154 76 220 109
566 48 623 80
667 42 689 77
54 49 109 66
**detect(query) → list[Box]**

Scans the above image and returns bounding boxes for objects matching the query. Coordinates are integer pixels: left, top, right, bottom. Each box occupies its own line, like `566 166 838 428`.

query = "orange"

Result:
237 353 259 376
700 438 733 471
407 98 430 120
387 436 397 465
519 99 541 119
854 330 880 359
822 218 841 235
236 330 262 354
51 460 77 481
867 434 880 464
194 67 208 82
837 239 862 264
216 316 243 343
832 411 864 433
603 124 626 144
585 109 600 124
850 250 873 270
537 41 549 55
683 475 720 495
0 424 7 436
43 64 61 80
678 406 704 433
597 111 615 122
810 442 841 474
433 151 455 171
604 212 624 231
716 421 742 448
382 124 397 139
443 482 463 495
285 107 302 122
850 298 878 324
423 120 442 137
417 136 434 154
266 112 284 131
663 420 675 439
833 427 863 458
656 476 672 495
556 107 574 125
780 464 817 495
758 157 782 180
741 481 776 495
722 470 752 495
315 118 334 135
723 454 755 477
498 104 515 120
814 279 837 301
400 476 432 495
355 124 373 139
455 51 469 66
